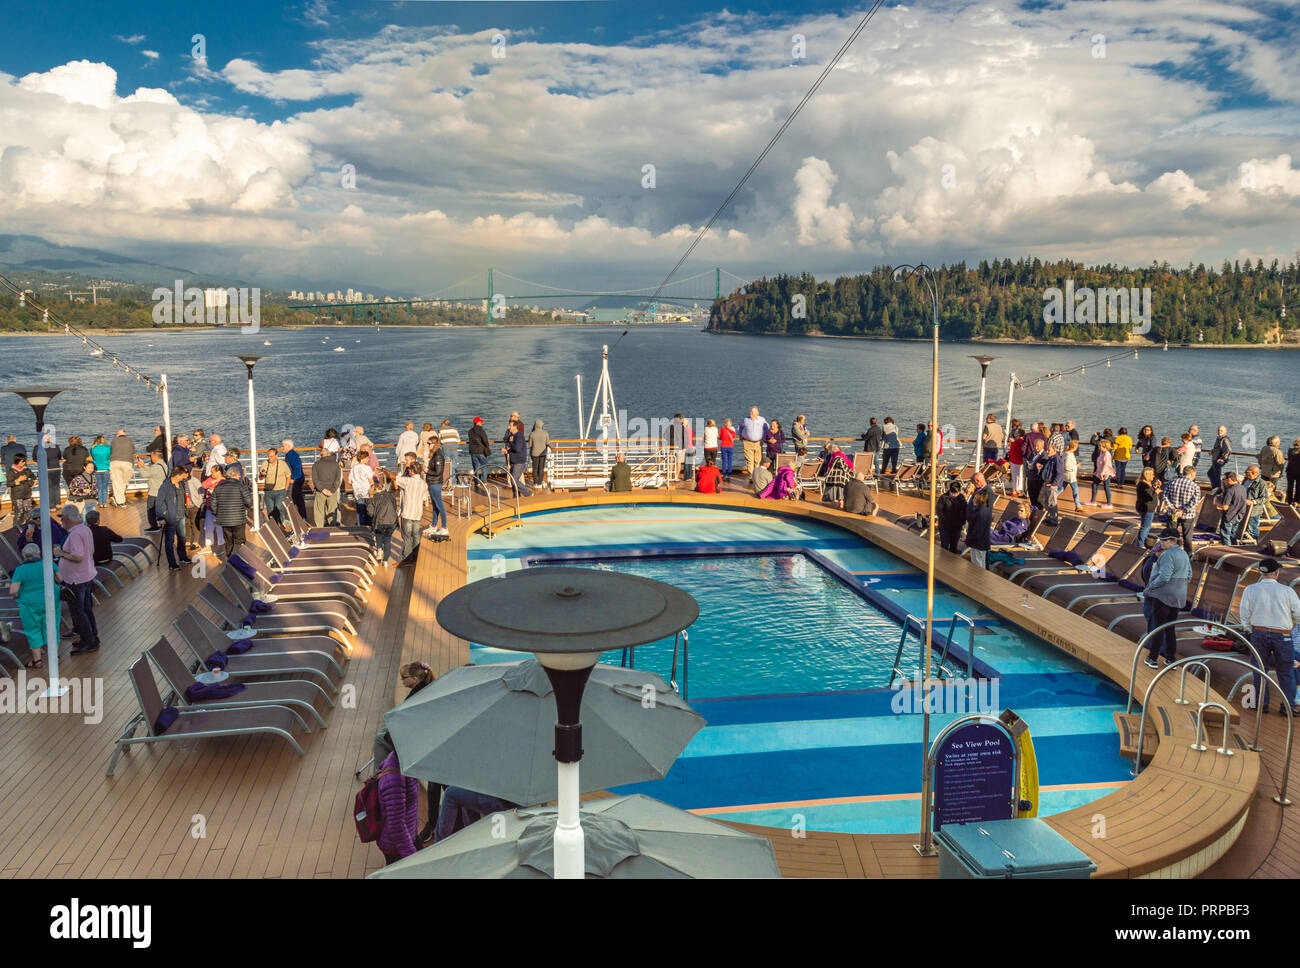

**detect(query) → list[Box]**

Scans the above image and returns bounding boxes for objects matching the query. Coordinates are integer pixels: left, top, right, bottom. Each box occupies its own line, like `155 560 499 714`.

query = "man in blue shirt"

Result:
282 438 306 518
1143 528 1192 668
738 407 768 482
1214 472 1248 545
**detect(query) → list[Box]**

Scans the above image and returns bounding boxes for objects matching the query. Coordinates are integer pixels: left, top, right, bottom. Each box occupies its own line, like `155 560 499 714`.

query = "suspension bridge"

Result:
286 267 754 323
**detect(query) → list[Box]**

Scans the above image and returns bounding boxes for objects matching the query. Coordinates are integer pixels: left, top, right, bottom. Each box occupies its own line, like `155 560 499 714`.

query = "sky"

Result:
0 0 1297 296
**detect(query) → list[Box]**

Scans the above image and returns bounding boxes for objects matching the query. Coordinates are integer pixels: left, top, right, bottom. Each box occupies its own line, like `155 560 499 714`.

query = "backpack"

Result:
354 766 398 843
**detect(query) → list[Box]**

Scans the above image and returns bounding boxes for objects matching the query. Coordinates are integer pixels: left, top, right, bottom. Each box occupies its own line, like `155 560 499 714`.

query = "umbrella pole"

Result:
543 663 596 879
554 759 583 879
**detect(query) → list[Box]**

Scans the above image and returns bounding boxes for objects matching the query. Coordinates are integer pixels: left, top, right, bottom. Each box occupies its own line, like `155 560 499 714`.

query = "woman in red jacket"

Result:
695 457 722 494
376 749 421 865
718 419 737 481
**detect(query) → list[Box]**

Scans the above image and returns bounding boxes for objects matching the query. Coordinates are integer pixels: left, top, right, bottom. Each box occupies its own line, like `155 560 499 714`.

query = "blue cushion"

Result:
154 706 179 734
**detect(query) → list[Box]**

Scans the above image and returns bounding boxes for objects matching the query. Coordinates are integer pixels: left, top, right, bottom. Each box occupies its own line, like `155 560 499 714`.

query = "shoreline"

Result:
705 327 1299 350
0 321 702 337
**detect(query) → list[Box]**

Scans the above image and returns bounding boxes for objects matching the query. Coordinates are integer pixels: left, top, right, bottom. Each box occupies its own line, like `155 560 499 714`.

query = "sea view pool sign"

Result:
152 280 260 333
932 719 1019 828
1042 280 1152 335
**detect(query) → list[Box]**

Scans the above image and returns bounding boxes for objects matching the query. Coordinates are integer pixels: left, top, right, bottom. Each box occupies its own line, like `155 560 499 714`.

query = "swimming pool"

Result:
466 505 1133 834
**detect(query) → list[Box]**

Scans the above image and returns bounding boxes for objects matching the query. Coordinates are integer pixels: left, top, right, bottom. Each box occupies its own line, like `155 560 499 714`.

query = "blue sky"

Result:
1 0 1298 293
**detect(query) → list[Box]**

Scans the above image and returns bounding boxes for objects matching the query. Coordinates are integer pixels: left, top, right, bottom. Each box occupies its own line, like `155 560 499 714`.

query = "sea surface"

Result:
0 325 1294 451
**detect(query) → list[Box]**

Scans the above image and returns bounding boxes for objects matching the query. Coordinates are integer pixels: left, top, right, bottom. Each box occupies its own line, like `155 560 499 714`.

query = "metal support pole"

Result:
486 268 494 326
247 369 260 531
35 426 67 698
160 373 172 474
715 267 721 301
1003 372 1017 440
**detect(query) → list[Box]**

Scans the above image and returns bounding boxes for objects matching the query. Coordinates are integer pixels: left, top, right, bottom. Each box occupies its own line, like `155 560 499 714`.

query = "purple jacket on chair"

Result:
376 751 420 859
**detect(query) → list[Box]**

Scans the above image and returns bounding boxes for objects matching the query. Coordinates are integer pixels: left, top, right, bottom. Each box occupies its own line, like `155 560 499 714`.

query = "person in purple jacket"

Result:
376 750 421 865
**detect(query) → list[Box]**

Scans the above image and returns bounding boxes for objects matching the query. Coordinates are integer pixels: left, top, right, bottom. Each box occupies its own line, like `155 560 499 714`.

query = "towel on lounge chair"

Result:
154 706 179 734
760 465 797 499
204 651 229 670
250 599 274 614
987 550 1026 566
242 612 259 627
229 556 258 581
184 680 248 702
226 637 254 655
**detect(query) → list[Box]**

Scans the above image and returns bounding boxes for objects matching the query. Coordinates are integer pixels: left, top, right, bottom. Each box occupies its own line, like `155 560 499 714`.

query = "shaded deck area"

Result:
0 479 1292 878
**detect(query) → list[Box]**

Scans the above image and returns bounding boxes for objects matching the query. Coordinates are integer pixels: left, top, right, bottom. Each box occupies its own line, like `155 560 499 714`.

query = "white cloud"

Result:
115 34 146 46
793 157 856 249
2 2 1298 289
142 50 160 61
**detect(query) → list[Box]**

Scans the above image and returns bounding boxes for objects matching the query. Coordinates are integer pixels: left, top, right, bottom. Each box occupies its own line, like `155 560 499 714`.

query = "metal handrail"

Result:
1193 701 1235 755
1174 660 1212 707
941 612 977 679
1132 654 1291 804
888 614 931 688
1124 618 1264 721
668 629 690 701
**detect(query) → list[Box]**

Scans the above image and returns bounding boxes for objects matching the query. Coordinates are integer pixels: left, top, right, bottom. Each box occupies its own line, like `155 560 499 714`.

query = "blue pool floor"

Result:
466 506 1133 834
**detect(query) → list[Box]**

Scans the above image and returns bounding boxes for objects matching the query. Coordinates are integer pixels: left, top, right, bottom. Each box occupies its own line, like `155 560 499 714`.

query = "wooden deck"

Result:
0 480 1293 879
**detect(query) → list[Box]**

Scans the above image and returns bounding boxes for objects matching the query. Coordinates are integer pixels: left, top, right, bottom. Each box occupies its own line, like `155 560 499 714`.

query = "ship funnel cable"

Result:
647 0 888 306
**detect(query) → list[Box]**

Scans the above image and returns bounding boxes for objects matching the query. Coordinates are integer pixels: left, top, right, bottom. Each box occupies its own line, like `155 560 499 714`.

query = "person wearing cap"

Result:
1142 527 1192 669
1241 559 1300 714
467 416 491 485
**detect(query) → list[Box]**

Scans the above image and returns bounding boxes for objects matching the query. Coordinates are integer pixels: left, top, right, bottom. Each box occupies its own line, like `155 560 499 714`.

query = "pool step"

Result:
1113 711 1159 763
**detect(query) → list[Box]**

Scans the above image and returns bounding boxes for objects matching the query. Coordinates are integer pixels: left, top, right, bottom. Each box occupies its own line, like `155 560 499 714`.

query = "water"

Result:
472 554 903 698
1 324 1294 449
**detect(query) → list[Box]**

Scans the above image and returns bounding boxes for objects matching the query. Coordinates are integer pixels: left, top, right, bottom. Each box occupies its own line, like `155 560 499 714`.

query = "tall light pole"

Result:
235 356 263 531
893 264 941 857
160 373 173 472
971 356 997 464
5 387 69 698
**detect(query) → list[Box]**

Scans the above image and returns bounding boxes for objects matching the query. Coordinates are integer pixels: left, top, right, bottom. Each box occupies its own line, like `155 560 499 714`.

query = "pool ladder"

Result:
620 629 689 701
888 613 977 688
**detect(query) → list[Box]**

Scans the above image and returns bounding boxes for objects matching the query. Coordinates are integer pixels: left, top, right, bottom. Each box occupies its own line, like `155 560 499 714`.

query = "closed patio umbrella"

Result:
384 659 705 806
368 794 780 879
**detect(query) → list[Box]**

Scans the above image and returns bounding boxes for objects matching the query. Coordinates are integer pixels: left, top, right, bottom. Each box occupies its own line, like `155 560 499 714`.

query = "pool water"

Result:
472 554 903 697
466 505 1134 834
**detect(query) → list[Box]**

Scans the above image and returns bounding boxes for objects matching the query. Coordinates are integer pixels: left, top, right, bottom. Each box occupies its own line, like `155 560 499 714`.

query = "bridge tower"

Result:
486 268 494 325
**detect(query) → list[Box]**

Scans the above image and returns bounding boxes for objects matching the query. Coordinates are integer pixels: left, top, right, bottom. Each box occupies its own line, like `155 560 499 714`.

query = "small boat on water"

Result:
263 340 272 346
90 347 103 356
333 346 346 352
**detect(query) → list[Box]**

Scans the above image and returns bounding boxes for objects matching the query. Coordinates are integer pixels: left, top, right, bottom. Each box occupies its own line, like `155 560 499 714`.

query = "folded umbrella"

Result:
368 794 780 879
384 659 705 806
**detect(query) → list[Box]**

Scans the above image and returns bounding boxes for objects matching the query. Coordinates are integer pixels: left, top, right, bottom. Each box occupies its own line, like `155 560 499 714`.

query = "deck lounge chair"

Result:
107 656 306 776
1087 562 1209 641
795 460 824 495
1027 541 1149 610
998 530 1110 585
285 503 376 553
259 516 376 575
146 636 331 726
229 549 366 618
199 583 356 652
237 542 371 594
172 606 345 689
1197 516 1300 572
217 568 358 634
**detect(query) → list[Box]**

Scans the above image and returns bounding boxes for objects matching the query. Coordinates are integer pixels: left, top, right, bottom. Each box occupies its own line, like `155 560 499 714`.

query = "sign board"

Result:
932 721 1017 827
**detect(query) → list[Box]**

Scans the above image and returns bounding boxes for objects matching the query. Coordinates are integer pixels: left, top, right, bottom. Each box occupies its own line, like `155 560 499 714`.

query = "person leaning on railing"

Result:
283 440 306 518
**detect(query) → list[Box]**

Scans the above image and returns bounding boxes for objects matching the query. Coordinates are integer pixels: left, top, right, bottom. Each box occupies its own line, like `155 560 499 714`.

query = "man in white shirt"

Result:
349 454 376 527
205 433 227 475
395 422 420 463
1241 558 1300 714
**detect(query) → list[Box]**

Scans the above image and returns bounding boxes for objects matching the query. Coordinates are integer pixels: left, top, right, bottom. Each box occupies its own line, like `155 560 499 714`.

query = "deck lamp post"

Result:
971 356 997 464
435 566 697 879
892 264 943 857
235 355 262 531
5 387 69 698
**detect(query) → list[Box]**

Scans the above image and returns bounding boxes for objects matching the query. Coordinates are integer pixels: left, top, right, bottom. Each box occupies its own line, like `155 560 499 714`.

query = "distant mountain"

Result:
0 234 199 286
